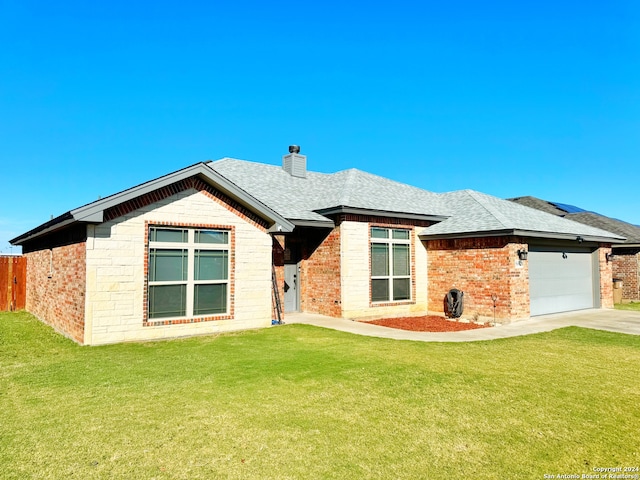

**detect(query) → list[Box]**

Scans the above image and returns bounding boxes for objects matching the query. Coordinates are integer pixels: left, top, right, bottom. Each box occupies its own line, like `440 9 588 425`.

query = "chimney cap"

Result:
288 145 301 154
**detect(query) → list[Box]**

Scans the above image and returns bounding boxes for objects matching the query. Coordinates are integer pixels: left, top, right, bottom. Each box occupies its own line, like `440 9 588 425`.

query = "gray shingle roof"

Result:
208 158 451 222
508 196 640 245
419 190 625 241
13 158 626 246
211 159 623 241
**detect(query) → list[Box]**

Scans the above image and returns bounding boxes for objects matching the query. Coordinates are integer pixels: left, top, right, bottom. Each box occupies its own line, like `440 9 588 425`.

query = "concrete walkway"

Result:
284 309 640 342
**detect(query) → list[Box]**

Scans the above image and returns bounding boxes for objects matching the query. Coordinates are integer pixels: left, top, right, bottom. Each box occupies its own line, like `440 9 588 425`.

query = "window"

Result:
148 227 230 319
370 227 411 302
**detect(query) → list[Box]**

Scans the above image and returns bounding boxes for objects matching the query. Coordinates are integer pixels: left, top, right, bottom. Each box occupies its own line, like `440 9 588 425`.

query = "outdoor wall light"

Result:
517 249 528 261
606 252 615 262
577 236 584 243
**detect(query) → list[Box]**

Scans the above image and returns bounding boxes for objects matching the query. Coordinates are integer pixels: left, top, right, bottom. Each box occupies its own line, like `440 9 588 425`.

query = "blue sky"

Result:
1 1 639 253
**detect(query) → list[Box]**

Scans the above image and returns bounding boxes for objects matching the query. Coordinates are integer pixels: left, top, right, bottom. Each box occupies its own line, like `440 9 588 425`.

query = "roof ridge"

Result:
464 190 512 229
337 169 359 205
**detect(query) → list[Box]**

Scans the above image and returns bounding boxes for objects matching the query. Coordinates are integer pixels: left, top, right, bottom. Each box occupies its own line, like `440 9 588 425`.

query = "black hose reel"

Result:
446 289 464 318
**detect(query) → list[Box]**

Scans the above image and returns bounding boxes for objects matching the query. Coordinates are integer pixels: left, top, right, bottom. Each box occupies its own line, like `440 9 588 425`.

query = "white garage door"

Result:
529 247 597 316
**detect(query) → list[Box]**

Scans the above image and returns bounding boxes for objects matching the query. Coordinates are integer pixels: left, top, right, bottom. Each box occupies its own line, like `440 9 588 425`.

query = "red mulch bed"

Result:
366 315 491 332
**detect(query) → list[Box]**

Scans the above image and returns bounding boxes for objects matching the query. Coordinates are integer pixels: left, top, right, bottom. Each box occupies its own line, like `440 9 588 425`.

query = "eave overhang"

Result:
314 206 448 223
613 243 640 249
290 219 336 229
418 228 626 244
11 162 295 246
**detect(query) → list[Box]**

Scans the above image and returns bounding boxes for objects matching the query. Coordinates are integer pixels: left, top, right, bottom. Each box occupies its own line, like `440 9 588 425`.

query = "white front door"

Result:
284 263 299 312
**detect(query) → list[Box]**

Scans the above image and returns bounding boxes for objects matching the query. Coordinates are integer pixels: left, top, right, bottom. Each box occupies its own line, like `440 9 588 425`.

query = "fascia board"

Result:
418 228 626 243
69 163 294 231
10 214 75 245
511 229 626 243
290 219 336 228
418 229 515 240
315 206 448 223
613 243 640 249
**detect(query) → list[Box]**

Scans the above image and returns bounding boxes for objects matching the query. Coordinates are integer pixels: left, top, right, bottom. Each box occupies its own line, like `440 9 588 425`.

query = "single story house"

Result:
509 196 640 302
11 148 625 345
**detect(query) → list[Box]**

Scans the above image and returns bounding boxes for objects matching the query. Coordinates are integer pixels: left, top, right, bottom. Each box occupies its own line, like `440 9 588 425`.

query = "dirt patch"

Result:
366 315 491 332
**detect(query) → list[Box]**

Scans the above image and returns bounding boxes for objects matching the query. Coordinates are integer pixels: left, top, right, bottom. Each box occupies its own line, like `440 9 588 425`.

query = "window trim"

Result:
370 226 413 304
143 222 235 326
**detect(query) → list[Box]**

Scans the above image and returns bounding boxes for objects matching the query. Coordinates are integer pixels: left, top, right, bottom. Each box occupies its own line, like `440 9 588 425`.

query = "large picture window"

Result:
148 227 230 319
370 227 411 303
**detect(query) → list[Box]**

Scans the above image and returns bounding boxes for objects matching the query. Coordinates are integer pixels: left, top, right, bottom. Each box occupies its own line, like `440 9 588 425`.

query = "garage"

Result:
529 246 599 316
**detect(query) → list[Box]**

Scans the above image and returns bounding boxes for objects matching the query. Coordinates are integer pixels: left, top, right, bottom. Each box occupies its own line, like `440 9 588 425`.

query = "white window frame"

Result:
148 227 230 320
370 227 412 303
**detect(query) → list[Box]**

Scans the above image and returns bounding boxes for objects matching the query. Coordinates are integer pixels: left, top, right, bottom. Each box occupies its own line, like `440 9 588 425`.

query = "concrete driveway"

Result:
284 309 640 342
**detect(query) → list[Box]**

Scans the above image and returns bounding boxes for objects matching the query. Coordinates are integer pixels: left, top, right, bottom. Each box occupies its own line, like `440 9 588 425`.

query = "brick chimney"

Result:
282 145 306 178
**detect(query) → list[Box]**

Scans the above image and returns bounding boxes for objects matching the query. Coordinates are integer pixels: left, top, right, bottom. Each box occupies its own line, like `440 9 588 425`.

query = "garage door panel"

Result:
529 248 595 316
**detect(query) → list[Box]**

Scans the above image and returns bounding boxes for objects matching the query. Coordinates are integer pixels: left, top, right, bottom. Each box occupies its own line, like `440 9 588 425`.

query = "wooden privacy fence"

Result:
0 256 26 311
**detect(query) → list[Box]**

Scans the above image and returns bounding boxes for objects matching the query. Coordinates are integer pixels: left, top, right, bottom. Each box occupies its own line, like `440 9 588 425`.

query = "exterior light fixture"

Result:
577 236 584 243
606 252 614 262
517 249 528 261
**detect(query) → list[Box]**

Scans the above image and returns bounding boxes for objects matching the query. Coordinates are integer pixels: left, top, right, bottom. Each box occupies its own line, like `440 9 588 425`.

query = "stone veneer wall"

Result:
23 229 87 343
427 237 530 322
339 219 430 320
84 186 273 345
612 248 640 301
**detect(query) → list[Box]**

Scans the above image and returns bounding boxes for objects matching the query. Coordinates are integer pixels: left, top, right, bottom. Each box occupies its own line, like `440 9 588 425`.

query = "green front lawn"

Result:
615 301 640 311
1 312 639 479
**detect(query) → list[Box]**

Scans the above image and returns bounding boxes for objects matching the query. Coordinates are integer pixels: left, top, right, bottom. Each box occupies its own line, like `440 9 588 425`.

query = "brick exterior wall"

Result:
612 248 640 301
428 238 614 321
599 245 614 308
24 239 87 343
300 226 342 317
427 237 530 322
281 214 433 320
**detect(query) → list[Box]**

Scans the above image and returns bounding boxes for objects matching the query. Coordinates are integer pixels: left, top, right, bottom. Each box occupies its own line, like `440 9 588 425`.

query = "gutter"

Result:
418 228 626 244
314 206 448 223
10 212 75 246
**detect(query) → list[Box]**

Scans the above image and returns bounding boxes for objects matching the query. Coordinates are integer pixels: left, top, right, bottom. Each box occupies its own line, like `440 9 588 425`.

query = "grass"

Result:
615 301 640 311
1 312 639 479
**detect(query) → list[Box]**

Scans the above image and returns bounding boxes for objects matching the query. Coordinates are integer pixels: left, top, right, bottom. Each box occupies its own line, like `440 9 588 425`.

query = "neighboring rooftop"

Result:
509 196 640 246
507 196 570 216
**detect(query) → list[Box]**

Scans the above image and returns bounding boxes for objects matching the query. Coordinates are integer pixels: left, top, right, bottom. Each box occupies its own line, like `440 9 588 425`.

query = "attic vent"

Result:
282 145 307 178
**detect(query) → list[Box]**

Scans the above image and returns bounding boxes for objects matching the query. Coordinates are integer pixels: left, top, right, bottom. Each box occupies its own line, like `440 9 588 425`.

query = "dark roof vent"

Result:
282 145 307 178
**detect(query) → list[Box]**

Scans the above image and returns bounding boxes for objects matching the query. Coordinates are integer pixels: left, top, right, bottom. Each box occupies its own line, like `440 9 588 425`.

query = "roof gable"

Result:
11 163 294 246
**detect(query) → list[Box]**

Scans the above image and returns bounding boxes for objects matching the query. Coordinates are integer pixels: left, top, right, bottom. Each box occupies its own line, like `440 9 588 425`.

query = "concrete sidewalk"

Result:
283 309 640 342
